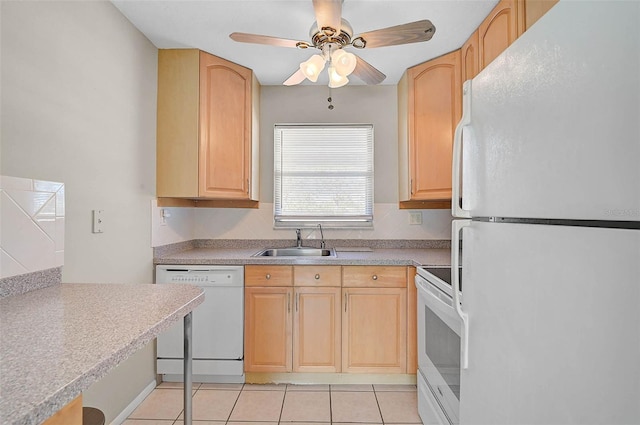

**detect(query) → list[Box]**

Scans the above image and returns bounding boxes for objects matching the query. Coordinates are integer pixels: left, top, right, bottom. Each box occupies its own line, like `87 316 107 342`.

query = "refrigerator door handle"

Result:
452 80 473 219
452 219 471 369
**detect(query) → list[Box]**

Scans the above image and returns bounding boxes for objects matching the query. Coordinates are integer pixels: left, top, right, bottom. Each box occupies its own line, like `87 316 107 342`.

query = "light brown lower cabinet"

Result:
342 287 407 373
42 395 82 425
407 266 418 374
293 287 342 372
244 286 293 373
244 265 341 373
245 265 410 375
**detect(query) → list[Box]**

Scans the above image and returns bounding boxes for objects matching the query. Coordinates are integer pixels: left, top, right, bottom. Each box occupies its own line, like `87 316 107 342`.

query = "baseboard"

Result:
245 372 417 385
109 379 156 425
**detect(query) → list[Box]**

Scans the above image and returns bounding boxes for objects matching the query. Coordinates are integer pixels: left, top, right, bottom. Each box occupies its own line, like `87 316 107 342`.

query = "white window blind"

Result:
274 124 374 227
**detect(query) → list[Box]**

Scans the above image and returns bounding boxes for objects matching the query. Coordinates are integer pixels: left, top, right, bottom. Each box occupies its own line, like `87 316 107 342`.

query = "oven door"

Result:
416 273 462 425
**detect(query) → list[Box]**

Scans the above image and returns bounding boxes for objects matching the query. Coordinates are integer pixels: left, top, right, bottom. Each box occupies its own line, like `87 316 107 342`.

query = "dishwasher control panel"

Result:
156 266 243 286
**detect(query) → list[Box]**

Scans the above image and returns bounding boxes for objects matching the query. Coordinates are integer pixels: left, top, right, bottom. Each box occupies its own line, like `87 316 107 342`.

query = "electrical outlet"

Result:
92 210 104 233
160 208 171 226
409 211 423 225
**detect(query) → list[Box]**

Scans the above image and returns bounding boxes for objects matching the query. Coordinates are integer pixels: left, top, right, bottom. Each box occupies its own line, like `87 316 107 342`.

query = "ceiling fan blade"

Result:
351 55 386 85
312 0 342 33
283 69 306 86
355 20 436 49
230 32 310 49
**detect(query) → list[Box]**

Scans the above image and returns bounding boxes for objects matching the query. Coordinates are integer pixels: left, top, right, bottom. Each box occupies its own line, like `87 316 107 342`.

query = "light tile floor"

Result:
124 383 421 425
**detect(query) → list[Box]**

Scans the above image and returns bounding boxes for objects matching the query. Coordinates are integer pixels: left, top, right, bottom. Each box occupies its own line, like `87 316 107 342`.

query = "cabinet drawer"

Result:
294 266 341 287
245 265 293 286
342 266 407 288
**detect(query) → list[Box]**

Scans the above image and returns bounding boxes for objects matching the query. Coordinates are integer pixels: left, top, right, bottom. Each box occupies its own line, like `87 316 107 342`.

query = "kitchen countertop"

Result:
0 283 204 425
155 247 451 267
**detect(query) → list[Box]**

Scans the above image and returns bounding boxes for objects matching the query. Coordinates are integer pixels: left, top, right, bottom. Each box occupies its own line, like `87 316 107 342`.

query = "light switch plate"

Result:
409 211 423 225
92 210 104 233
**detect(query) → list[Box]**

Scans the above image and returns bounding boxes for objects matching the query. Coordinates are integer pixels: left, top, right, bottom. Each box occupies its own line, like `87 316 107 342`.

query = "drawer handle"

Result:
372 274 378 281
315 274 320 280
266 273 271 280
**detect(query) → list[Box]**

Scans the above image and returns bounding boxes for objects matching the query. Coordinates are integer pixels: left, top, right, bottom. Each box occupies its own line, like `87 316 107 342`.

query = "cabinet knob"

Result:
372 275 378 281
315 274 320 280
266 273 271 280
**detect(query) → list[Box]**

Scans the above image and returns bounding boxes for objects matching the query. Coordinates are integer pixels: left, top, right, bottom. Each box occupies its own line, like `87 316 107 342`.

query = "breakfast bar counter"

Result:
0 282 204 425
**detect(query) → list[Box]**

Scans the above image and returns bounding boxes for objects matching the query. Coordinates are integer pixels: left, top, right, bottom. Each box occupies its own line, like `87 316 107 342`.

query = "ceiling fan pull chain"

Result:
327 87 334 110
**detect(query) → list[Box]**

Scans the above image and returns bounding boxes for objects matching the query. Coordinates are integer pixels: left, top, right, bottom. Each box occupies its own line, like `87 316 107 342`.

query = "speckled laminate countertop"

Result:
0 283 204 425
154 247 451 267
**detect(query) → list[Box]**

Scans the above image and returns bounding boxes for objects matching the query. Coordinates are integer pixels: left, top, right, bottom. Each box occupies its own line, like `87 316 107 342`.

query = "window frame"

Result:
273 123 374 229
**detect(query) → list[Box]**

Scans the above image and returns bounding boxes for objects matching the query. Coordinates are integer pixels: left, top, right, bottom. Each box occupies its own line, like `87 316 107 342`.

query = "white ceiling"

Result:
112 0 499 86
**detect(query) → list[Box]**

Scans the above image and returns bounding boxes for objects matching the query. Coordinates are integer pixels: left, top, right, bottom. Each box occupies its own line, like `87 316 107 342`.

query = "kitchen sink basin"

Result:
252 247 336 257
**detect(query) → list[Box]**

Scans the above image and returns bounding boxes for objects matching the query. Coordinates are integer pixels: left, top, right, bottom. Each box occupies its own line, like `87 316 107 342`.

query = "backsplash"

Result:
151 200 451 247
0 176 65 279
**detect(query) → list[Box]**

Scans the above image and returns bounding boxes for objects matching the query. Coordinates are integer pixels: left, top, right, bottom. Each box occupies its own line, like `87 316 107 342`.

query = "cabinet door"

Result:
478 0 519 71
461 30 480 82
293 287 342 373
342 288 407 373
199 51 252 199
407 50 461 201
244 287 292 372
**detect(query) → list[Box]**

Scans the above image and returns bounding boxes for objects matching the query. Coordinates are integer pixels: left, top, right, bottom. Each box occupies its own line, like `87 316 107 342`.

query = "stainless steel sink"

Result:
252 247 336 257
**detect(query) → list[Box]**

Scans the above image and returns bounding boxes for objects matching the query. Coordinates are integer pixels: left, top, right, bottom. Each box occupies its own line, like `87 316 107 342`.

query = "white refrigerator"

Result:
451 1 640 424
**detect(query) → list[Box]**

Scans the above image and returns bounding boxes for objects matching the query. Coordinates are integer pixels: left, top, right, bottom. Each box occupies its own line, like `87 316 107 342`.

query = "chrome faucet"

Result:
318 224 326 249
296 229 302 247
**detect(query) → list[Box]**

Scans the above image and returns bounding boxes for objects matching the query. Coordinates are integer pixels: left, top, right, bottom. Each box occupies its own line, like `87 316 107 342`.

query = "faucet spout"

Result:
318 224 326 249
296 229 302 248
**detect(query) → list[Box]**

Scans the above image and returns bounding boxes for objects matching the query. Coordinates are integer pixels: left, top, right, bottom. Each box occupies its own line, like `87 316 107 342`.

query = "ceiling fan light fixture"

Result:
300 54 326 82
328 65 349 88
331 49 357 77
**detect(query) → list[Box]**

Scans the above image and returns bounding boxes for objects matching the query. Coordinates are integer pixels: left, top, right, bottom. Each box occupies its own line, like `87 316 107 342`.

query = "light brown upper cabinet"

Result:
157 49 260 208
462 29 480 82
478 0 520 71
520 0 559 34
478 0 559 73
398 50 462 209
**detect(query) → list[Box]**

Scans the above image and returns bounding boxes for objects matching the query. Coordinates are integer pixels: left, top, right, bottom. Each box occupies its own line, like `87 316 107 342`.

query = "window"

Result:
274 124 374 228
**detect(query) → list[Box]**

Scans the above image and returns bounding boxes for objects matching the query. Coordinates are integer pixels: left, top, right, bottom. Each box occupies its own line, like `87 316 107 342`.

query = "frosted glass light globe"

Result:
331 49 357 77
300 54 326 82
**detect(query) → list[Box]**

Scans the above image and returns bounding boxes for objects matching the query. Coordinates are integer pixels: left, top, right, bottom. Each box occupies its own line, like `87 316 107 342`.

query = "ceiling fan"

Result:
229 0 435 88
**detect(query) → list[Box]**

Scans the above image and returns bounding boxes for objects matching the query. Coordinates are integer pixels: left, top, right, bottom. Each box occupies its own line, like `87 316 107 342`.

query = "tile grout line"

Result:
329 383 333 425
225 382 246 424
277 384 289 424
373 386 386 425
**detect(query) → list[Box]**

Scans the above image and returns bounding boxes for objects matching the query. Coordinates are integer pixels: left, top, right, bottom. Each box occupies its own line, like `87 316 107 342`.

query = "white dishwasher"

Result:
156 265 244 383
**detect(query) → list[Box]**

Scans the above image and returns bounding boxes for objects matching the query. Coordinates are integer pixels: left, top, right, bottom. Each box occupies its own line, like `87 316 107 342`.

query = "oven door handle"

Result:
417 278 463 338
416 278 454 313
452 219 471 369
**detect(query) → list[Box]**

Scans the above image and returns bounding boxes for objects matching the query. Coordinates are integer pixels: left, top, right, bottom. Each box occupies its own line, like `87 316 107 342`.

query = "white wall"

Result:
1 1 157 422
260 85 399 203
